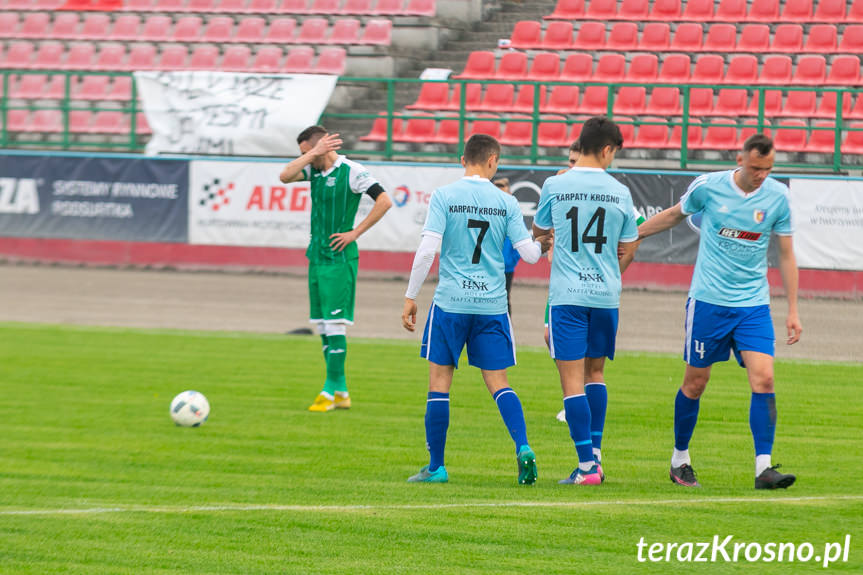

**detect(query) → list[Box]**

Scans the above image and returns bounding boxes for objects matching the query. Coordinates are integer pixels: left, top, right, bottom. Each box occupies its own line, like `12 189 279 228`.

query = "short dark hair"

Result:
569 138 581 153
577 117 623 156
742 134 774 156
297 125 328 146
463 134 500 166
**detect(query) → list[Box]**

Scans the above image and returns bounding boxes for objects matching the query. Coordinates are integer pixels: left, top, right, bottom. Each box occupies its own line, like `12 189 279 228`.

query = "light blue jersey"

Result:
424 176 532 315
681 169 793 307
534 167 639 309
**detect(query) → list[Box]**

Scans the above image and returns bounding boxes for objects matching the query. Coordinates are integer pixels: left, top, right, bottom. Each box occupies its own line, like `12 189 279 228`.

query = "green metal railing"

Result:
2 70 862 172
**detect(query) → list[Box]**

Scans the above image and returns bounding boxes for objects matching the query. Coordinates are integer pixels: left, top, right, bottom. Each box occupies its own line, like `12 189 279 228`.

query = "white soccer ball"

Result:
170 390 210 427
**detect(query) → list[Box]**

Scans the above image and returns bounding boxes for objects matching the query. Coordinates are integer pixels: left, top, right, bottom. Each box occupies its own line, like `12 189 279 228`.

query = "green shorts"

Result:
309 259 358 325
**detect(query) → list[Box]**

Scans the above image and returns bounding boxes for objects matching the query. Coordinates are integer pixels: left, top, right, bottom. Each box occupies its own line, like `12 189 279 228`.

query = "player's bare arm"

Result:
330 190 393 252
618 240 639 273
777 234 803 345
638 202 687 239
279 133 343 183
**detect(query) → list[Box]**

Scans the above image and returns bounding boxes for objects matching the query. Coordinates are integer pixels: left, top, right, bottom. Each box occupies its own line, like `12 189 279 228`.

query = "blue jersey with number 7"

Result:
423 176 532 315
534 167 639 309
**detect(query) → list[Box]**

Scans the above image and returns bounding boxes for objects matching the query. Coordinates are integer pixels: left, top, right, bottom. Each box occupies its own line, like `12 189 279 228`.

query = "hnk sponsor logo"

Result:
0 177 40 214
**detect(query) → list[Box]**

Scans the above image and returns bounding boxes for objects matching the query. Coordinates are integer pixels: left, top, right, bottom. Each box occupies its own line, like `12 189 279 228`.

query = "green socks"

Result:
324 334 347 394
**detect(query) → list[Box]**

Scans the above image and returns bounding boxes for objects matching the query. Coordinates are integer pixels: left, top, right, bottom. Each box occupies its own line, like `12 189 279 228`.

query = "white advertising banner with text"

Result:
136 72 337 156
188 160 463 250
790 178 863 270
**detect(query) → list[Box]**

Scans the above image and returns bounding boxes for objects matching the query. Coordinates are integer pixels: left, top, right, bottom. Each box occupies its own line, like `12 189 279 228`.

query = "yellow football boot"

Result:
334 392 351 409
308 393 335 412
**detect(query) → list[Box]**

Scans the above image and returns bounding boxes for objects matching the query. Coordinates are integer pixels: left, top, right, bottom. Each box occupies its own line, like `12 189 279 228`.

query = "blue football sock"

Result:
674 388 700 451
750 392 777 456
493 387 529 452
585 382 607 452
425 392 450 472
564 394 594 465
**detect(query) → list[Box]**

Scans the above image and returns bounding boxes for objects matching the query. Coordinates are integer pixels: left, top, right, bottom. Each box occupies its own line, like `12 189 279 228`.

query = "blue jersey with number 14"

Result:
534 167 639 309
424 176 531 315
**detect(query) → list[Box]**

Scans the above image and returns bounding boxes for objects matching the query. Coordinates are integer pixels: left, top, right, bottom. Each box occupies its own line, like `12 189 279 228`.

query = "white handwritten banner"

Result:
790 178 863 271
136 72 338 156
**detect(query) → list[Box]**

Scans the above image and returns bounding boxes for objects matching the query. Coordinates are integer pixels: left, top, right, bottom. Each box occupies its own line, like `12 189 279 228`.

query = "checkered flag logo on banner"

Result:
198 178 233 212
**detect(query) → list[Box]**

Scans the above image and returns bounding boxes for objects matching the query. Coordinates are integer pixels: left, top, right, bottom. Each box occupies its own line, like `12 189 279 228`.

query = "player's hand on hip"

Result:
402 298 417 332
786 312 803 345
329 230 358 252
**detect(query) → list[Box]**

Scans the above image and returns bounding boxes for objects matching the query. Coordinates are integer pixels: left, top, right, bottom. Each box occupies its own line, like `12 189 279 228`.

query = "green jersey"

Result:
303 155 380 264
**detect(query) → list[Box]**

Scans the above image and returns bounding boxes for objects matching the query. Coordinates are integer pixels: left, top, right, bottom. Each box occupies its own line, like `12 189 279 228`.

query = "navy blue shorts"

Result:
420 303 516 370
548 305 619 361
684 298 775 368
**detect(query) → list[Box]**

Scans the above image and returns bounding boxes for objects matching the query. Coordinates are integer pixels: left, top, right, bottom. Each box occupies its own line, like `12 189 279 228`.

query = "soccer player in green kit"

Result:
280 126 393 412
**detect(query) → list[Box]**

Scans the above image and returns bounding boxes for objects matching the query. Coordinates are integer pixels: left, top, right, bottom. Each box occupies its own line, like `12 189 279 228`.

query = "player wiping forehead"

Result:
401 134 552 485
638 134 802 490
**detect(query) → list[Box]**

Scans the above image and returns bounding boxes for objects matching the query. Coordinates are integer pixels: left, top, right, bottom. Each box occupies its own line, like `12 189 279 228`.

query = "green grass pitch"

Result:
0 322 861 574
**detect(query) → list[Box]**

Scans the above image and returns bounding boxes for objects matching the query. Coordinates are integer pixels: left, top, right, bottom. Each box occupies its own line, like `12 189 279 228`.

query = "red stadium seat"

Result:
759 55 792 84
793 55 827 85
639 23 670 51
668 123 703 150
407 82 449 110
738 25 770 52
65 43 95 70
814 0 845 20
513 84 546 113
543 21 574 50
715 89 748 116
110 15 141 42
297 18 328 44
360 113 402 141
343 0 373 13
607 22 639 51
847 0 863 21
499 115 533 147
222 45 251 71
74 75 109 100
6 111 30 133
527 52 561 81
68 110 94 133
670 23 703 52
310 0 339 13
404 0 435 16
747 90 783 116
124 0 154 10
187 0 217 12
457 51 495 79
33 42 64 70
283 46 314 73
560 53 593 82
613 86 646 115
806 122 839 153
3 42 35 68
316 47 345 74
79 13 111 40
691 55 724 84
91 111 128 134
477 83 515 112
127 44 157 70
94 43 126 70
106 76 132 100
804 24 838 52
572 21 605 50
615 115 635 144
815 91 853 118
782 91 817 117
741 118 771 140
620 0 648 19
31 109 62 133
579 86 611 114
432 113 464 144
361 19 391 45
251 46 282 71
842 123 863 154
827 55 862 85
496 51 528 80
266 18 297 43
155 0 185 12
372 0 403 14
594 54 626 82
328 18 361 44
18 13 50 39
715 0 746 22
51 13 80 40
645 87 681 115
585 0 617 19
1 13 21 37
649 0 681 20
632 117 669 148
537 115 569 147
773 120 808 151
511 20 542 49
219 0 247 10
725 55 758 85
703 24 737 52
568 122 584 146
248 0 277 12
542 85 579 114
188 45 219 69
627 53 658 82
688 88 714 116
658 54 691 83
446 83 481 110
173 16 204 42
469 114 502 140
156 45 188 70
142 16 172 42
203 17 235 43
771 25 803 52
698 124 738 150
235 17 267 42
839 26 863 53
546 0 585 19
11 74 46 99
747 0 779 21
781 0 813 22
681 0 713 21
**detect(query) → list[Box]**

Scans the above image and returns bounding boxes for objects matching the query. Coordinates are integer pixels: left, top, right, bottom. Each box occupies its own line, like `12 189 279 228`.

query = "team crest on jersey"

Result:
753 209 766 223
326 176 336 187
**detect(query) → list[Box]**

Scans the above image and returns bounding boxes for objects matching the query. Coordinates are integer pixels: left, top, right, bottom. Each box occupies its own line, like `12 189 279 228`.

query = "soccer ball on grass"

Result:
170 390 210 427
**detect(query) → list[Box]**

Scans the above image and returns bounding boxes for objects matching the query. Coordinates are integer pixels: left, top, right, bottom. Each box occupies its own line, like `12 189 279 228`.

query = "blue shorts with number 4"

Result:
548 305 619 361
684 298 775 368
421 303 516 370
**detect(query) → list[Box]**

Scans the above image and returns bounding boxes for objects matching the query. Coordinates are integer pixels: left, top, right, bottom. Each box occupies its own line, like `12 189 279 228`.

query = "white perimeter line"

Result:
2 495 862 516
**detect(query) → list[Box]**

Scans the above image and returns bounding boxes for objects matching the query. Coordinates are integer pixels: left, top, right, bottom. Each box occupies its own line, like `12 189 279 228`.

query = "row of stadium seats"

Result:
0 13 392 45
456 52 861 86
546 0 863 23
361 112 863 153
511 21 863 53
0 42 347 72
2 109 151 134
406 83 863 119
0 0 434 14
